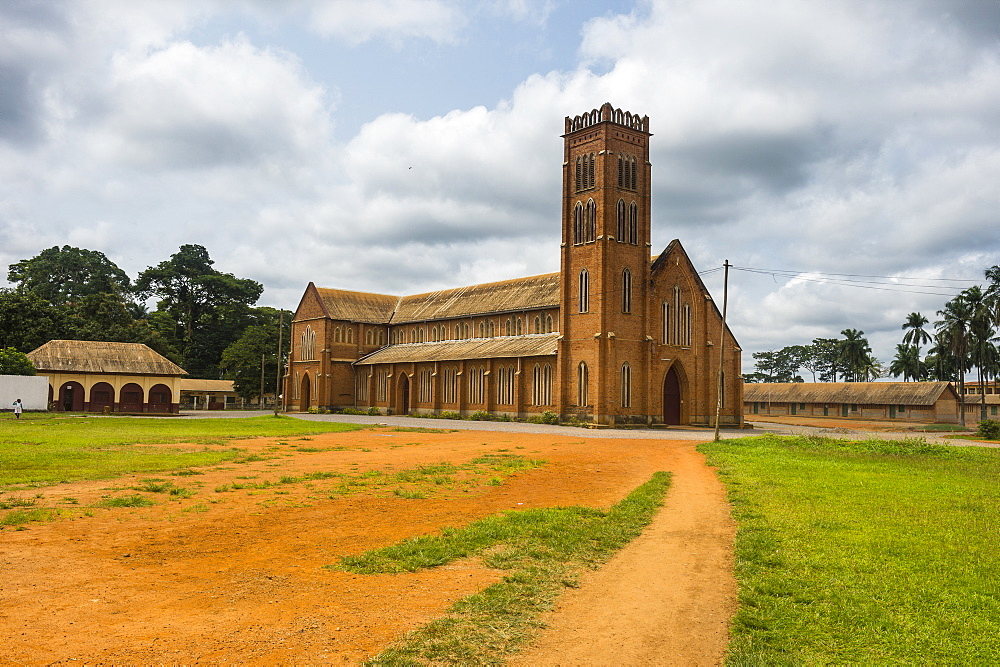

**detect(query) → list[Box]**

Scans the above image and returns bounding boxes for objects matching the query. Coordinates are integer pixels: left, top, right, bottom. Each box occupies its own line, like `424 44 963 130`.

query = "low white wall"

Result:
0 375 50 411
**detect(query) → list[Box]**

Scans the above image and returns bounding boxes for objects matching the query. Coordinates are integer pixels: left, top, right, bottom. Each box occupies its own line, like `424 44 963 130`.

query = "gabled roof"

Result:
28 340 187 376
180 379 236 393
354 333 560 365
306 273 561 325
742 382 957 406
392 273 560 323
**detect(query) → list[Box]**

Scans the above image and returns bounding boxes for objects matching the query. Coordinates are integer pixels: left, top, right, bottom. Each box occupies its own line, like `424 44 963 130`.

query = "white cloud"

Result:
306 0 465 45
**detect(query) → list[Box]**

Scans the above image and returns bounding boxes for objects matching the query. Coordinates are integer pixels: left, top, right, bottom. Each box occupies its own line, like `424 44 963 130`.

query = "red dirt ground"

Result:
0 427 735 664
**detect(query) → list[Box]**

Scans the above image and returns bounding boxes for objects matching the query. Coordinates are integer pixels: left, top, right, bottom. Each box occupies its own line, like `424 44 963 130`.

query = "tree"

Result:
136 245 263 378
838 329 872 382
889 343 923 381
219 308 291 403
901 312 931 361
810 338 843 382
0 289 68 352
936 294 973 426
8 245 131 305
0 347 36 375
751 347 805 383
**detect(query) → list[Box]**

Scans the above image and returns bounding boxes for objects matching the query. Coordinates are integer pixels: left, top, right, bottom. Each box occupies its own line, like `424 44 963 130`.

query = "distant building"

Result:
744 382 960 424
285 104 743 426
180 379 238 410
28 340 185 413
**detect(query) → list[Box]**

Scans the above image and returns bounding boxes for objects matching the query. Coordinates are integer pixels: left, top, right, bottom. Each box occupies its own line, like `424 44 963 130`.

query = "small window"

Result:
899 405 906 412
800 403 806 410
851 404 858 412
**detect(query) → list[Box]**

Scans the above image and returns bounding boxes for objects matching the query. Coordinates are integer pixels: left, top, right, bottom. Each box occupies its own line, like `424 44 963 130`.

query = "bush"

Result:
469 411 495 421
366 406 381 416
976 419 1000 440
0 347 35 376
526 410 560 425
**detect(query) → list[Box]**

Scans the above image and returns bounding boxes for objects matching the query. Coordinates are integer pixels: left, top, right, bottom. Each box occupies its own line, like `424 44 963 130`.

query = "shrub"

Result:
469 410 494 421
366 406 381 416
977 419 1000 440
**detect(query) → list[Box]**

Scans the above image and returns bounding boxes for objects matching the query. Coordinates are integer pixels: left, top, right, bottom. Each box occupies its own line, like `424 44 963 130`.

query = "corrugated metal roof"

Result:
315 288 400 324
354 333 561 365
742 382 956 406
392 273 560 323
28 340 187 376
180 379 235 393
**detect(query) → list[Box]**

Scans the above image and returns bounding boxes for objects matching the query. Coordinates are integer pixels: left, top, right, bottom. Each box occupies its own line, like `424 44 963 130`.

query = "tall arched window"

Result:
300 326 316 361
418 327 426 343
379 329 386 345
628 202 638 244
346 327 354 343
578 362 588 407
534 316 541 333
504 318 512 336
573 202 584 244
488 320 495 337
622 268 632 314
478 322 485 338
334 327 343 343
579 269 590 313
661 301 670 344
616 199 626 240
682 303 692 346
532 364 552 406
621 362 632 408
585 199 596 242
673 285 682 344
515 318 523 335
545 314 553 333
365 329 373 345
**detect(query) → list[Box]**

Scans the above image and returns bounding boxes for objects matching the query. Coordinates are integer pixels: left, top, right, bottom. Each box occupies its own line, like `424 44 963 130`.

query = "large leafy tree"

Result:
219 308 291 402
838 329 873 382
7 245 131 305
136 245 263 377
901 312 932 360
0 347 36 375
0 289 67 352
750 347 805 382
810 338 843 382
936 294 972 426
889 343 924 382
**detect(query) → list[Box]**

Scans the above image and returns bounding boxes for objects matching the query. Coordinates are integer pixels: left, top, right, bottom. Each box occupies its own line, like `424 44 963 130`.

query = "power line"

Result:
730 265 981 298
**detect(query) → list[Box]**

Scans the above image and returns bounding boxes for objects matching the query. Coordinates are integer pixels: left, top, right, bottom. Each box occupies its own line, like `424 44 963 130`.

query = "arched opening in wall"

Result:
58 381 84 412
663 366 684 425
120 383 144 412
398 374 410 414
300 374 311 412
149 384 172 412
90 382 114 412
47 384 54 406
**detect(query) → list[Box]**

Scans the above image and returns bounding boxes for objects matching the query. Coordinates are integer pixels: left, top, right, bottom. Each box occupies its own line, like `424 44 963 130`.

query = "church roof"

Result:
392 273 560 323
28 340 187 376
311 273 560 325
354 333 560 365
742 382 957 406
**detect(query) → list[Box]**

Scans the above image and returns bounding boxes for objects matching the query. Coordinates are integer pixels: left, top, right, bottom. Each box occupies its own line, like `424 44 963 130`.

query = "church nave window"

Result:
579 269 590 313
621 362 632 408
622 268 632 314
577 362 589 407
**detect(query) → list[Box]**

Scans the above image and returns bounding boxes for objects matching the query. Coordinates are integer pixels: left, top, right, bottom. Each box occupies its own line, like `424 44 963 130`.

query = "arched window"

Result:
578 152 595 190
356 372 369 401
622 268 632 314
579 269 589 313
334 327 343 343
585 199 596 242
683 303 692 346
618 153 624 188
468 366 485 404
346 327 354 344
488 320 496 337
621 362 632 408
534 316 541 333
573 202 584 244
532 363 552 406
662 301 670 344
463 322 471 339
673 285 682 344
575 155 583 191
630 155 637 190
628 202 638 244
365 329 373 345
515 318 523 335
379 329 386 346
443 366 458 404
504 319 512 336
545 314 553 333
578 362 589 407
299 326 316 361
418 327 426 343
616 199 626 240
478 322 485 338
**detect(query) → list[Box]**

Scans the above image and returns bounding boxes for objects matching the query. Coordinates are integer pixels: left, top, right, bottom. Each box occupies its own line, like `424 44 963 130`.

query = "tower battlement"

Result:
565 102 649 134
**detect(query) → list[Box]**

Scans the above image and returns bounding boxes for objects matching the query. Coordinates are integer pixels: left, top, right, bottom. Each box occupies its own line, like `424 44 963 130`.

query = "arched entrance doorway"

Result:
59 381 84 412
149 384 172 412
398 374 410 415
90 382 115 412
120 383 144 412
300 374 311 412
663 366 682 425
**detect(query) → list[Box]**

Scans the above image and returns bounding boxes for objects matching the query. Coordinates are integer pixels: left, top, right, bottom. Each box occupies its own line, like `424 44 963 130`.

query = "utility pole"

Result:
713 260 730 442
274 310 284 417
259 353 266 409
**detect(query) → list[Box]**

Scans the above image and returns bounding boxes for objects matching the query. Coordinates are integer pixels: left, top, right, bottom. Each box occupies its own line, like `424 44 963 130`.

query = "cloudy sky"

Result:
2 0 998 374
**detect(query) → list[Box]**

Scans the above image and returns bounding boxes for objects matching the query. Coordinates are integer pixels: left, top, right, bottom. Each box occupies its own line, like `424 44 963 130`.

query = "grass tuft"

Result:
333 472 670 664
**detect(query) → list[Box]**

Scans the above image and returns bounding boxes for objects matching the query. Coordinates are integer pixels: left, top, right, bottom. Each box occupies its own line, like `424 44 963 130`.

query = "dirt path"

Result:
512 443 736 666
0 428 735 664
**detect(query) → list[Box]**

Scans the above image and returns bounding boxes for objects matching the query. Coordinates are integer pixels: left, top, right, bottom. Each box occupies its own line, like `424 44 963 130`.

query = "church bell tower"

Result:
557 103 652 424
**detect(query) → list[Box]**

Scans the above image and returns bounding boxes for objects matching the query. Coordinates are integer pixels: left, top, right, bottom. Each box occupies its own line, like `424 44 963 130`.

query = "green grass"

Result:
700 434 1000 665
911 423 973 432
0 415 364 488
332 472 671 664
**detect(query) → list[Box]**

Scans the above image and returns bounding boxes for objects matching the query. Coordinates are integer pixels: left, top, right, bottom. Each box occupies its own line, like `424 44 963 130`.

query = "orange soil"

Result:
0 427 735 664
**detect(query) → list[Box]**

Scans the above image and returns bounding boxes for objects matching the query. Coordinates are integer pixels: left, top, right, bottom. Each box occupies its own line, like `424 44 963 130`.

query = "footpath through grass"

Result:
700 434 1000 665
0 414 363 488
331 471 671 665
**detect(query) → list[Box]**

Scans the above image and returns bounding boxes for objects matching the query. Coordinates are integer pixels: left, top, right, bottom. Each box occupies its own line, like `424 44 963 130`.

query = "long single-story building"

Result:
180 379 239 410
28 340 186 414
743 382 961 424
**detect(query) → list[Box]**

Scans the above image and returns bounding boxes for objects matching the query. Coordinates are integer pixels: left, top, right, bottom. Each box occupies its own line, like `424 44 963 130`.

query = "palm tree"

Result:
962 286 997 421
839 329 871 382
901 312 932 362
890 343 923 381
936 295 972 426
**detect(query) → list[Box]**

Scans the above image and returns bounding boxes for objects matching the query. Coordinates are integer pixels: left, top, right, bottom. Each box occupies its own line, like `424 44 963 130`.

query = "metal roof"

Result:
742 382 957 406
28 340 187 376
354 333 560 365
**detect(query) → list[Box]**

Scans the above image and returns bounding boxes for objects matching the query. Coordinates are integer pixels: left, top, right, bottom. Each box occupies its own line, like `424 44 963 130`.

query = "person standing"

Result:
12 398 22 419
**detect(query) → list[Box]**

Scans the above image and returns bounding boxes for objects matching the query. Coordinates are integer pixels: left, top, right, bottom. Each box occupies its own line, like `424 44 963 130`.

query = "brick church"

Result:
285 103 743 426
